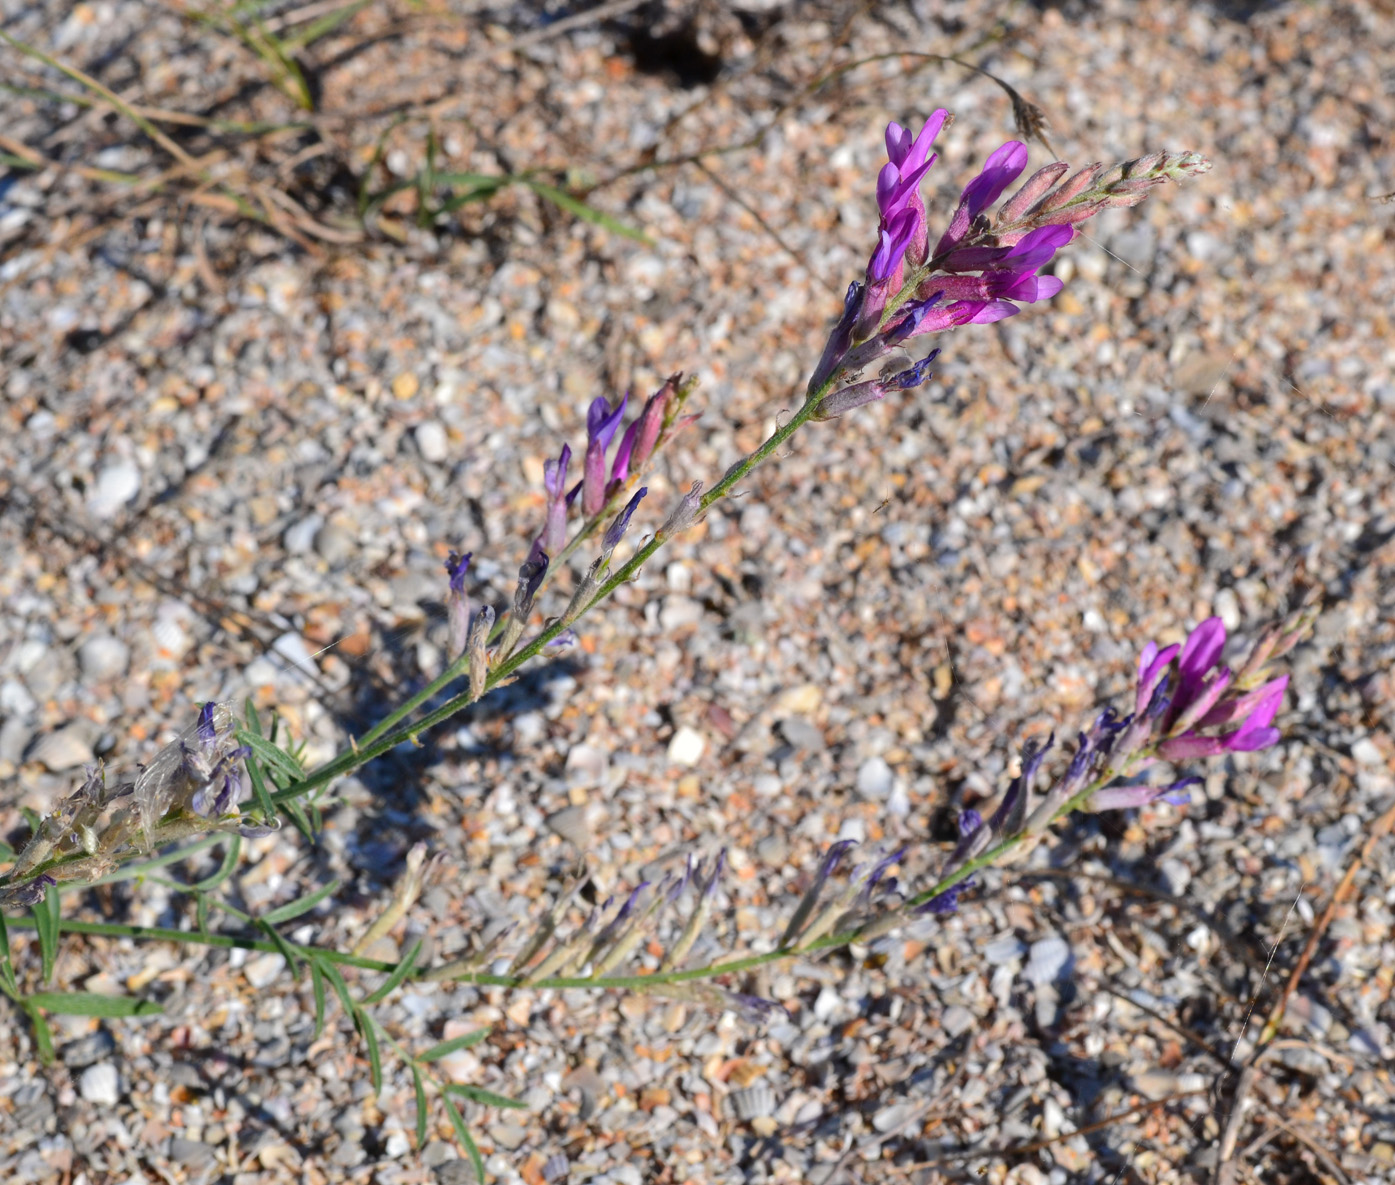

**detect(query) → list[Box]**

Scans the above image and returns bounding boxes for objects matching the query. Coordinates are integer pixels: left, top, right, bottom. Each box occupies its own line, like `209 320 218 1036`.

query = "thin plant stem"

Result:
272 380 831 806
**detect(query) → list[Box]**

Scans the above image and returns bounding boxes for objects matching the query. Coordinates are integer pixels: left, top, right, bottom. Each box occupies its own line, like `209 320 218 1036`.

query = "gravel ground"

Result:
2 1 1394 1183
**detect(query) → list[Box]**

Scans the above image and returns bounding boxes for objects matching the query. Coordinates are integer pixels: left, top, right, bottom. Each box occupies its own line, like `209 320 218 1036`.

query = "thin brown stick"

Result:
1258 796 1395 1046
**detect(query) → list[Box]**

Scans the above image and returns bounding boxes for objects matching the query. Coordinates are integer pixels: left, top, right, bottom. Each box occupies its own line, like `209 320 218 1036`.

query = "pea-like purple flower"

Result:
581 393 627 516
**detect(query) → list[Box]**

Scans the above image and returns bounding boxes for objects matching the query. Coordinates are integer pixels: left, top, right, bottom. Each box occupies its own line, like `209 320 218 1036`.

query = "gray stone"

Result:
283 513 324 554
77 633 130 681
61 1030 115 1069
169 1137 216 1168
856 755 894 799
486 1122 528 1151
1025 936 1073 986
28 722 96 772
313 521 355 565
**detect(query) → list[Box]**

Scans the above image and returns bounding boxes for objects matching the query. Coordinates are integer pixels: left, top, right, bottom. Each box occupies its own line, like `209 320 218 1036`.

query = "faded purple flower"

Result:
601 487 647 556
1089 776 1201 813
934 140 1030 257
540 447 571 555
445 550 472 659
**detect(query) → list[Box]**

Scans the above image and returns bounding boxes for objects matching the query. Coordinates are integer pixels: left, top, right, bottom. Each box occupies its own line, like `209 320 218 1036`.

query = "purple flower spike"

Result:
602 487 647 555
582 393 628 516
935 140 1030 257
197 702 218 744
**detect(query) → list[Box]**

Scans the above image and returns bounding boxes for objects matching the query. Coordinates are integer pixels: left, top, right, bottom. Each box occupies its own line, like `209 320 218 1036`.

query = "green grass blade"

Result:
442 1096 485 1182
32 886 60 984
444 1083 528 1111
310 959 328 1039
356 1008 382 1093
192 835 242 892
28 991 162 1018
522 179 653 244
319 957 356 1017
411 1064 428 1148
0 911 18 998
262 878 339 926
283 0 375 52
361 939 421 1005
416 1027 490 1064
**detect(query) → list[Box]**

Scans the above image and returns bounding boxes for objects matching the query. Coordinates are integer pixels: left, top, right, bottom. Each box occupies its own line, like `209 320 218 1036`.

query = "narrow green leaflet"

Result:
0 910 18 998
242 702 278 823
282 0 374 51
255 922 302 980
192 835 242 892
411 1064 428 1149
361 939 421 1005
237 730 304 784
444 1083 528 1111
32 886 60 984
442 1096 486 1182
357 1008 382 1093
415 1027 490 1064
196 892 211 937
522 179 653 245
318 957 356 1017
28 991 162 1017
262 878 340 926
310 959 328 1040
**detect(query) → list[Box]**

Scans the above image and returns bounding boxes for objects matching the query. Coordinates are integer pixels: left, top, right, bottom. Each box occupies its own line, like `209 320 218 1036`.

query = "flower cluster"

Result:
441 375 699 675
810 111 1212 413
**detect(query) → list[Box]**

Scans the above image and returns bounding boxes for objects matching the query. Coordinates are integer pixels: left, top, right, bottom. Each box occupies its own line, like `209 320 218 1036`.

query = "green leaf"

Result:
237 731 304 784
262 878 339 926
319 957 356 1017
416 1027 490 1064
442 1096 486 1182
0 910 18 999
411 1064 428 1149
282 0 374 51
195 892 210 937
310 959 328 1040
444 1083 528 1111
0 838 15 861
357 1008 382 1094
522 179 653 245
192 835 242 892
32 885 60 985
281 796 318 846
361 939 421 1005
28 991 162 1017
255 923 302 980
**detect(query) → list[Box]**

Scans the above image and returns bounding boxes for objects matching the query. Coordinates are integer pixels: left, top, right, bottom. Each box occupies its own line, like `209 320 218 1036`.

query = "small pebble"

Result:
667 726 705 766
415 420 449 462
79 1063 120 1106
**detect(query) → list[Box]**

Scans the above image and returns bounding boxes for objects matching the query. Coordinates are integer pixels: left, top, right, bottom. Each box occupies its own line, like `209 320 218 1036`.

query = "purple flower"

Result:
631 374 679 474
934 140 1030 257
809 282 864 393
1089 776 1201 812
581 394 627 516
444 550 472 659
1136 640 1181 714
514 552 548 618
601 487 647 556
1176 616 1227 714
1216 675 1287 752
814 350 939 420
919 877 976 916
540 446 571 555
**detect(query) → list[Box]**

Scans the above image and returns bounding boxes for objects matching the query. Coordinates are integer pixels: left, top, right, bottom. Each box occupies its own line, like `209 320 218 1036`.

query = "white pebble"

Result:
855 756 893 799
667 726 705 766
78 633 130 681
415 420 449 463
1025 936 1073 986
242 952 286 988
80 1063 120 1106
87 458 141 519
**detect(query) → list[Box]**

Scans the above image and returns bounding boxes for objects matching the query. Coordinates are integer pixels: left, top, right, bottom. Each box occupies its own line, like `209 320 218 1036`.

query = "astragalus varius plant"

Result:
1 108 1297 1168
